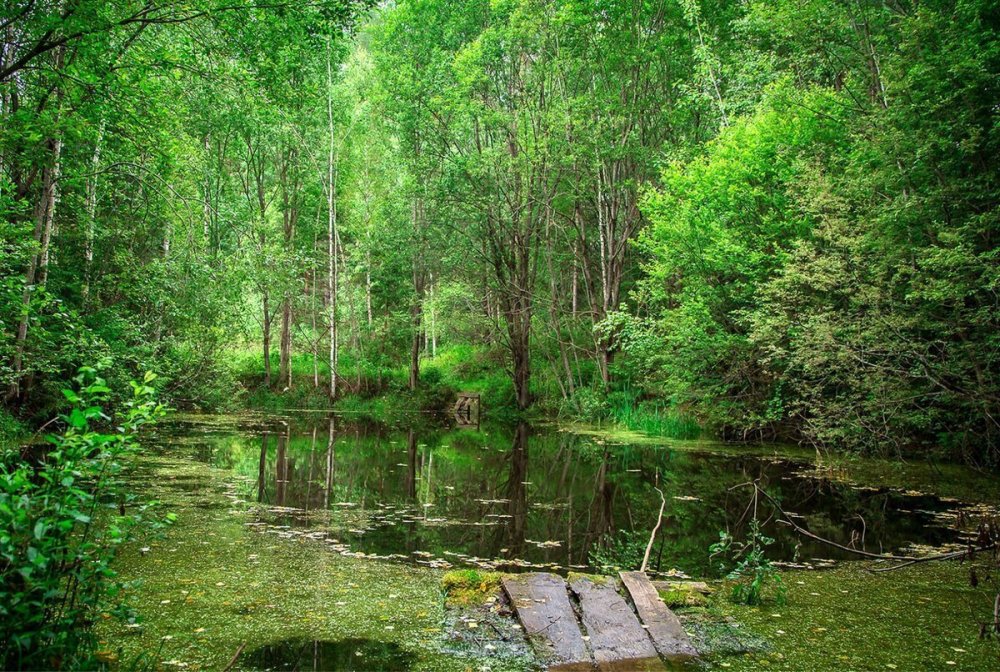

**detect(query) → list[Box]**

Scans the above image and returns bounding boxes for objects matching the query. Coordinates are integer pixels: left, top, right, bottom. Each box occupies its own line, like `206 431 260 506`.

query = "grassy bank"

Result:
225 345 700 437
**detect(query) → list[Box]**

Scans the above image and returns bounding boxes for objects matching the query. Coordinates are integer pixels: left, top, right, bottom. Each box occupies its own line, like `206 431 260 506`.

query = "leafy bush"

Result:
420 365 443 386
560 388 607 421
0 368 169 669
0 411 26 447
709 519 786 606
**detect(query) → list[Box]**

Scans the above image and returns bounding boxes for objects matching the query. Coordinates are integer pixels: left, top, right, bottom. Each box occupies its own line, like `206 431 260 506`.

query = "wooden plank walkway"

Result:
620 572 698 662
569 575 663 671
502 571 697 670
502 573 590 668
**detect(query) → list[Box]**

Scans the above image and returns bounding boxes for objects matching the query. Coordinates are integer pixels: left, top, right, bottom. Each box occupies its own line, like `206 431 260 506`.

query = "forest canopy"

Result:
2 0 998 466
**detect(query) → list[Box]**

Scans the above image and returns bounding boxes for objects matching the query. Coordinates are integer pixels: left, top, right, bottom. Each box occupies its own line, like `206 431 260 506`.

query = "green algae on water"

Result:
99 455 532 672
691 561 1000 671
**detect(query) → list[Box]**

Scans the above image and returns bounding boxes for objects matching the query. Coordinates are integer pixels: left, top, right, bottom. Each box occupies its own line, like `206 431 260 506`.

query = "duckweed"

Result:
98 456 532 672
695 561 1000 670
99 417 1000 671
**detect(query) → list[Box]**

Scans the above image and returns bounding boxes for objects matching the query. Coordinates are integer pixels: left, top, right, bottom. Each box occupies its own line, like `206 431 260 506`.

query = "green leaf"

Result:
68 408 87 429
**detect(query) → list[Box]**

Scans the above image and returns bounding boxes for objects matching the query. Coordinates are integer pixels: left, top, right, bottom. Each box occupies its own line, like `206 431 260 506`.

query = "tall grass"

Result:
607 398 701 439
562 386 702 440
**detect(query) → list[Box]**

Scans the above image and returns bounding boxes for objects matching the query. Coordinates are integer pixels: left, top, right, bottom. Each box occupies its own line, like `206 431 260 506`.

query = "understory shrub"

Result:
710 519 786 606
560 386 701 440
0 368 170 669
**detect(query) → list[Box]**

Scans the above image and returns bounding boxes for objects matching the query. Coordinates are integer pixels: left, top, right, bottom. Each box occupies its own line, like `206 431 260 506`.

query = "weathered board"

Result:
454 392 481 428
569 575 663 671
501 573 591 667
620 572 698 662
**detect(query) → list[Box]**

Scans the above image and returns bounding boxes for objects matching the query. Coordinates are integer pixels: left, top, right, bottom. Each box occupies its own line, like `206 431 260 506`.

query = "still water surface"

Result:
152 413 973 576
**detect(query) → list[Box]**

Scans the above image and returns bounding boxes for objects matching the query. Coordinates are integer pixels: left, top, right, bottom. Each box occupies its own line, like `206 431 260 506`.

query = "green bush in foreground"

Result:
0 368 169 669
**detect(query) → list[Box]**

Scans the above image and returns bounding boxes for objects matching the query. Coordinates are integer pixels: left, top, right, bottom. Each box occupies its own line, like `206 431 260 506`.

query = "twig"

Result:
869 546 997 572
28 415 61 443
222 642 246 672
485 620 509 641
527 615 563 636
641 485 666 573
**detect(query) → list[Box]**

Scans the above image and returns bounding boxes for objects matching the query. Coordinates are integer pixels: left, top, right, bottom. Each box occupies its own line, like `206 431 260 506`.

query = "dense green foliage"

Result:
0 369 166 668
633 6 1000 461
710 519 786 606
0 1 370 417
2 0 998 464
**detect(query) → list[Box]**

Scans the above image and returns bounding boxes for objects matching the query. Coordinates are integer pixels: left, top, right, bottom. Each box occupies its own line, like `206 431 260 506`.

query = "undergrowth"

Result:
0 368 170 669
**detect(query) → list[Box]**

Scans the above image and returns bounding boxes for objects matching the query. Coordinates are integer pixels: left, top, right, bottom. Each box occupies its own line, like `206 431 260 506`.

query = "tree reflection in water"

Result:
240 637 414 671
199 415 971 575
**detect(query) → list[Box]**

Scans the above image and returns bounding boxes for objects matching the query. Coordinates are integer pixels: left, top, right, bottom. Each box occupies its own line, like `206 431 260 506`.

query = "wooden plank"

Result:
454 393 481 428
502 573 592 667
569 575 663 671
621 572 698 662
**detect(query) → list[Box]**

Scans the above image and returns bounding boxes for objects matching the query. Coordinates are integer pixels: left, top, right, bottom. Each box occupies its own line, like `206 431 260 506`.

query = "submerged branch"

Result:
734 481 997 570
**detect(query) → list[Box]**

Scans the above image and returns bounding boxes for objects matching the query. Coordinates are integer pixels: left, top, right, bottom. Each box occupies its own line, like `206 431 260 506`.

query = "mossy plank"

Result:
569 574 662 671
501 573 591 667
621 571 698 662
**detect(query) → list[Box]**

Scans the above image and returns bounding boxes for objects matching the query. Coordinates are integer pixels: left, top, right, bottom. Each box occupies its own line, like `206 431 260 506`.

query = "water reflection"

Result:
159 415 971 575
240 638 414 671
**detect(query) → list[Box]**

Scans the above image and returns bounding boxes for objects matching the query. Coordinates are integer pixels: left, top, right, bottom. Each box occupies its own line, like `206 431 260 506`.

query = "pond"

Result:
149 413 984 577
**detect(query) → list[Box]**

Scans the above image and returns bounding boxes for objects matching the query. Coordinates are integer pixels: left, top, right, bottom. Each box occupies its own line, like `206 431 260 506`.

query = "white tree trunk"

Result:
82 118 105 303
326 38 339 399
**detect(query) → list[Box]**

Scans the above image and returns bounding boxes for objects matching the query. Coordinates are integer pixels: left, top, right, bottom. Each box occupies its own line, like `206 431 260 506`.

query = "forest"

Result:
1 0 999 670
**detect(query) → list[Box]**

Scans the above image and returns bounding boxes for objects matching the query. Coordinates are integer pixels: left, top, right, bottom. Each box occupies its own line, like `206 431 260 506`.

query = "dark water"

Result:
240 638 414 671
153 414 974 576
